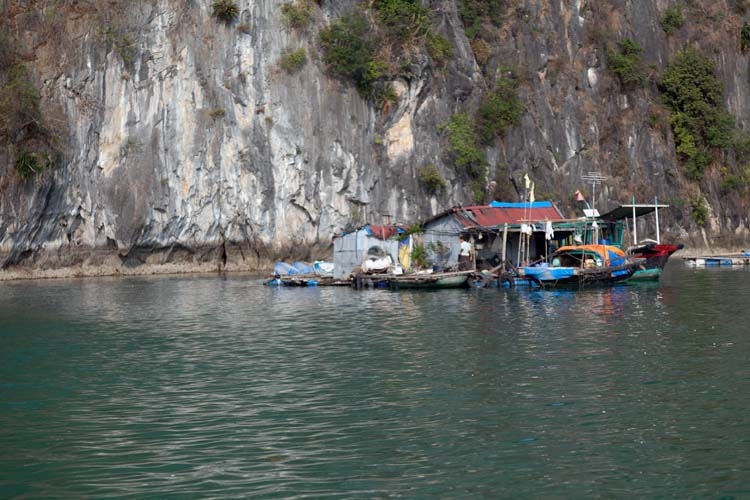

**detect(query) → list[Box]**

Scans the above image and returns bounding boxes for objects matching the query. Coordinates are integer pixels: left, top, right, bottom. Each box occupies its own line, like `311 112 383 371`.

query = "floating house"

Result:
422 201 568 270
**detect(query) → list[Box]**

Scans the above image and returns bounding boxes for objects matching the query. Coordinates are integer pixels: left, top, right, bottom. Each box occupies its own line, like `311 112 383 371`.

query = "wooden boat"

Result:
593 201 683 280
387 270 472 289
520 244 640 289
466 270 533 288
625 240 683 280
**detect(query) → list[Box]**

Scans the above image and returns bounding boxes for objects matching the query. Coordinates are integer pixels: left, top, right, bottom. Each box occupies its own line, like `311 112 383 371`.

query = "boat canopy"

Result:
553 244 626 267
600 204 669 221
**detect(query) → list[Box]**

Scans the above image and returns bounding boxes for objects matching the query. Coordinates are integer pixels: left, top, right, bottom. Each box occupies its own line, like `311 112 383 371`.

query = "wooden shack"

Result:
422 201 568 270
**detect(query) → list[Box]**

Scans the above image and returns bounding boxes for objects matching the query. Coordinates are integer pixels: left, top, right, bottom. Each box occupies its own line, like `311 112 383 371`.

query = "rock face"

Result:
1 1 749 277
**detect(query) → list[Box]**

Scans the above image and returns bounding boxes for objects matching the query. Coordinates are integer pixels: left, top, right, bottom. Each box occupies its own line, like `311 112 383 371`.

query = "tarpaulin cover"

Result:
274 262 295 275
293 262 313 274
364 225 404 239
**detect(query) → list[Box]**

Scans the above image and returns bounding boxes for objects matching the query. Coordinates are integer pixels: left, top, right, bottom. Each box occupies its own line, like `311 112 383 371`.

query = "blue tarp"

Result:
489 201 553 208
273 261 313 275
607 250 626 267
274 262 295 275
293 262 313 274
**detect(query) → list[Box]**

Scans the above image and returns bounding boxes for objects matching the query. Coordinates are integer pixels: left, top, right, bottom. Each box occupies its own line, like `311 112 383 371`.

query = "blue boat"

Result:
520 244 640 289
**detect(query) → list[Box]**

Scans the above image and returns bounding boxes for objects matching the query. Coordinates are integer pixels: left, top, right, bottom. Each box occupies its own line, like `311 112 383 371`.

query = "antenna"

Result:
582 172 606 244
582 172 607 212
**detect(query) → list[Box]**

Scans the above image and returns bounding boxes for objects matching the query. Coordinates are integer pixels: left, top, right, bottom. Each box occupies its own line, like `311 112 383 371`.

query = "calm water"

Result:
1 263 750 499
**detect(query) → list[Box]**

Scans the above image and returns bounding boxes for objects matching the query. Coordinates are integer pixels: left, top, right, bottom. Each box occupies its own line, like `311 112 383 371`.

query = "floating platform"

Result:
683 254 750 267
265 275 352 286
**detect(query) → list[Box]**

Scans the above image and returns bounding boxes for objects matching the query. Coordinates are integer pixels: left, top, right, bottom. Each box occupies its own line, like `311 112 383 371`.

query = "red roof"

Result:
427 204 566 228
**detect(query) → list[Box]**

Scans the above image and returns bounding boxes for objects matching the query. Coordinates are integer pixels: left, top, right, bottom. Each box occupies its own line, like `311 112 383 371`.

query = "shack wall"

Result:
423 217 464 268
332 231 401 279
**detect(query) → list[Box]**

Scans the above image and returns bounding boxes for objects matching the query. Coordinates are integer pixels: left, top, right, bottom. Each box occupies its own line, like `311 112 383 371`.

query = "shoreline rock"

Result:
0 242 330 281
2 245 750 283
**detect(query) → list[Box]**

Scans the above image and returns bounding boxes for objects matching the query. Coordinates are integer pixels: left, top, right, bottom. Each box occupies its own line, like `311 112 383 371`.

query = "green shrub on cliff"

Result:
441 112 485 178
1 37 63 180
374 0 432 41
660 6 684 35
0 63 40 139
436 73 524 200
418 164 447 194
426 32 452 66
319 5 453 100
690 192 708 226
279 47 307 73
477 75 524 143
15 151 53 179
608 38 646 88
458 0 504 40
660 47 734 181
320 12 385 96
281 1 314 30
212 0 239 24
721 170 750 193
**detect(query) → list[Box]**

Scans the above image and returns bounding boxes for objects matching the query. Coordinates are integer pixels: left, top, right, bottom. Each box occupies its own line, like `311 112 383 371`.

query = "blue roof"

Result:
489 201 553 209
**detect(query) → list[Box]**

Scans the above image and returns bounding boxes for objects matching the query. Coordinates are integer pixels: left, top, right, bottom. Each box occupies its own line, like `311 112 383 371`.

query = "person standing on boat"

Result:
458 235 473 271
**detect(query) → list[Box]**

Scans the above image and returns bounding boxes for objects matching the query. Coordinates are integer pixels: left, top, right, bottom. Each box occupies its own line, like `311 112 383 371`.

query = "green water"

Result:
1 264 750 499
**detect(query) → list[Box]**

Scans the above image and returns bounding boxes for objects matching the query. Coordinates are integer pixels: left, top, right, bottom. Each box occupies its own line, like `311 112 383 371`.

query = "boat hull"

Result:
622 242 682 280
629 267 662 281
627 243 683 269
625 242 683 281
522 263 637 289
388 271 471 289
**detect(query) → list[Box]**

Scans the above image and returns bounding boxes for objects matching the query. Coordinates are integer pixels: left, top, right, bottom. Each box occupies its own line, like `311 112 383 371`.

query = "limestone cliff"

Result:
1 0 749 277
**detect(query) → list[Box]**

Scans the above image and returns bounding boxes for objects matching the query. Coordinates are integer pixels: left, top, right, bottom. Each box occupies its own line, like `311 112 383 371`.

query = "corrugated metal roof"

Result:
436 203 566 229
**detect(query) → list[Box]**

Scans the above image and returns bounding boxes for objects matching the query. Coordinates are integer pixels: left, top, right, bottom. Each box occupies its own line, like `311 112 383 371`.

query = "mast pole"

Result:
655 196 660 244
501 223 508 265
517 235 522 267
632 195 637 245
583 172 606 244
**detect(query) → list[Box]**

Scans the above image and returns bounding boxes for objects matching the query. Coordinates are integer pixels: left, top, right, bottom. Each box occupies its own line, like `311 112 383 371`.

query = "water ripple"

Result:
2 267 750 498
